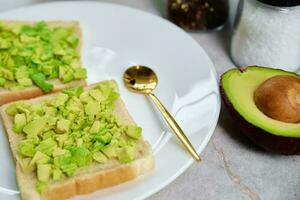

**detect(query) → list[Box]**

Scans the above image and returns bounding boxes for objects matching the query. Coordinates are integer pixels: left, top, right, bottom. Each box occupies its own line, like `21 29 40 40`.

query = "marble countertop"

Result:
0 1 299 200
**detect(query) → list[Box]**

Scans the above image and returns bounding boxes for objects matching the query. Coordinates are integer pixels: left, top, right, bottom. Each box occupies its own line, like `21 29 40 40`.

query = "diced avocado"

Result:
66 35 79 48
30 151 50 166
84 101 100 117
31 73 53 93
43 106 57 116
117 146 136 163
56 119 71 134
63 86 83 97
92 151 107 163
23 118 46 137
17 77 32 87
89 120 101 134
0 38 11 49
55 133 68 147
35 138 57 156
91 141 105 152
42 65 55 76
60 163 77 177
31 104 44 116
0 78 6 86
41 130 55 140
50 93 69 107
18 139 36 157
15 102 31 115
19 158 35 173
37 164 51 182
126 125 142 139
68 146 92 167
13 113 26 133
61 71 74 83
74 68 87 79
53 155 78 176
101 144 116 159
99 133 112 144
52 148 71 157
36 181 47 194
76 138 83 146
5 103 18 116
79 91 92 103
0 68 14 81
89 89 105 101
52 168 63 181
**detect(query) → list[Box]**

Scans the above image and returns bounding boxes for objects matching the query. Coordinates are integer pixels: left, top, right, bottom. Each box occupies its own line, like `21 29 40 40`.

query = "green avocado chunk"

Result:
37 164 52 182
31 73 53 93
23 118 46 137
92 151 107 163
126 125 142 139
56 119 71 134
18 139 36 157
13 113 26 133
117 146 136 163
35 138 57 156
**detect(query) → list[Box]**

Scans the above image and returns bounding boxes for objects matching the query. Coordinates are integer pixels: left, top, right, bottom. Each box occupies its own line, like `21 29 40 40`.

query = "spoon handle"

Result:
148 93 201 162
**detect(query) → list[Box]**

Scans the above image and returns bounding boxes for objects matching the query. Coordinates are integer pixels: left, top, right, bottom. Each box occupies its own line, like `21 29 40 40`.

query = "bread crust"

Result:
0 81 155 200
0 20 86 106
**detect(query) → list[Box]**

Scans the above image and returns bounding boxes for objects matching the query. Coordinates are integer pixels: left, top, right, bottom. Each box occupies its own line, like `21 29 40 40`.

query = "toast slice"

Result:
0 20 87 106
0 81 154 200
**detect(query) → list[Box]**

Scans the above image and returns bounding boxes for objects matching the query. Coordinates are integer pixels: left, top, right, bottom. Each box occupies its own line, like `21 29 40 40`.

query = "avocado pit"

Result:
254 75 300 123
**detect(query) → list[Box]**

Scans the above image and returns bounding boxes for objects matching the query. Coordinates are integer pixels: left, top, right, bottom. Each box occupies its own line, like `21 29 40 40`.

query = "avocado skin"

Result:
220 81 300 155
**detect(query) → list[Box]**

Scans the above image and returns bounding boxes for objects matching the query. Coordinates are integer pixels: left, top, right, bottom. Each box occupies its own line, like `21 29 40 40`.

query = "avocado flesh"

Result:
222 66 300 138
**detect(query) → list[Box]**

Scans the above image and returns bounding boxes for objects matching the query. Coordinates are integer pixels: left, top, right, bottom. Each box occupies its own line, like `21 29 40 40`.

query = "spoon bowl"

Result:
123 65 158 94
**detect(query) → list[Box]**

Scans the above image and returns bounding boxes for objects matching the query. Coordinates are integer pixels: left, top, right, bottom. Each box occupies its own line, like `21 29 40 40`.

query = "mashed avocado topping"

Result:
6 81 142 193
0 21 86 92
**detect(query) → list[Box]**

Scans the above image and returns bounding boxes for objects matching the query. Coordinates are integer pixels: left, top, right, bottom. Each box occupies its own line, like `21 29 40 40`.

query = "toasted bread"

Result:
0 20 87 106
0 81 154 200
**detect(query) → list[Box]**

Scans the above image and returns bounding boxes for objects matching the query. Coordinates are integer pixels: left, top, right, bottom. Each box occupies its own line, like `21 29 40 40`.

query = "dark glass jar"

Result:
167 0 229 31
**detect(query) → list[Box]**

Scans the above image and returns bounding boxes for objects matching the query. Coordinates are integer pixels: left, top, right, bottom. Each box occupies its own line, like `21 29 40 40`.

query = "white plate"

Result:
0 2 220 200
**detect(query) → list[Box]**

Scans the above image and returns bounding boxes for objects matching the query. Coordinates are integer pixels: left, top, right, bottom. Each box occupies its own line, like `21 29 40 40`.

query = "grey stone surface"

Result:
0 1 299 200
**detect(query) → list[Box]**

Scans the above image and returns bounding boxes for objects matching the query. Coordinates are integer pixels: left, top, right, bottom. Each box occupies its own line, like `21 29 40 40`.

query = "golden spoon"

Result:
123 65 201 162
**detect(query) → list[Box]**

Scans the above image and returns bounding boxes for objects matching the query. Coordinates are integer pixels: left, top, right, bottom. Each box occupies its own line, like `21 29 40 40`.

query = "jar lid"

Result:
257 0 300 7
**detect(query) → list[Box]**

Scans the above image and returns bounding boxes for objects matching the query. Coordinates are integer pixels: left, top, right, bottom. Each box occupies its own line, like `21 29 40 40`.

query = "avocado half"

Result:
221 66 300 154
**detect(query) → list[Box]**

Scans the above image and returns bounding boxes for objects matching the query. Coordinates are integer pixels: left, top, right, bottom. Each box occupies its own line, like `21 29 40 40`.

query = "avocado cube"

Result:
56 119 71 134
89 89 104 101
5 103 18 116
89 120 101 134
23 118 46 137
84 101 100 117
13 113 26 133
101 144 116 159
35 138 57 156
74 68 86 79
18 139 36 157
30 151 50 166
50 93 69 107
117 146 136 163
37 164 51 182
92 151 107 163
52 168 63 181
126 125 142 139
17 77 32 87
